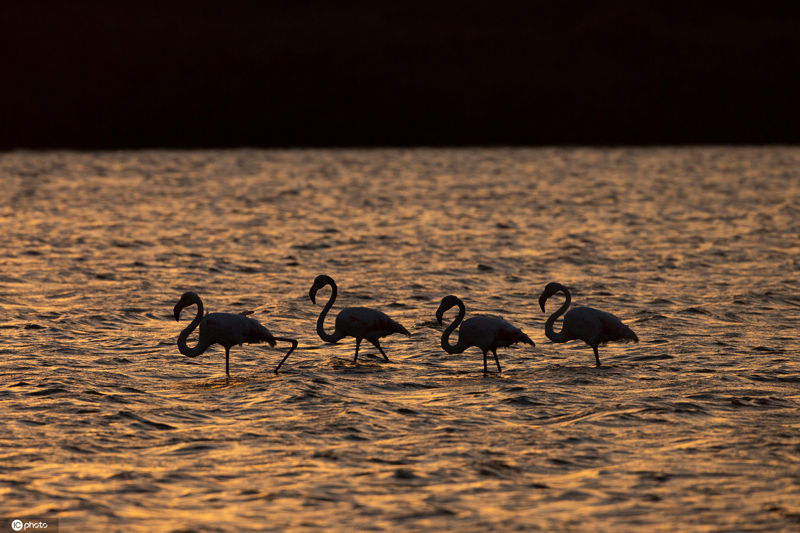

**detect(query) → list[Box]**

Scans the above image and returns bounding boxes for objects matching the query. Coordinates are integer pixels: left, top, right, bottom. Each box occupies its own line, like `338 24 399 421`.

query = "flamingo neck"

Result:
177 296 210 357
316 281 344 343
544 286 572 343
441 300 470 354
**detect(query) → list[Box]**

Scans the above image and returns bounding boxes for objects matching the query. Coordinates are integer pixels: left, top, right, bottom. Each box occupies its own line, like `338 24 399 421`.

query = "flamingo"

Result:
173 291 298 376
538 282 638 367
308 275 410 363
435 295 535 373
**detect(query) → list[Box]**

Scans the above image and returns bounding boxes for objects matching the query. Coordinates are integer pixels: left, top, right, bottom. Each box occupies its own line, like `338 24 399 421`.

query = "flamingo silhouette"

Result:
173 291 298 375
436 295 535 373
538 282 638 367
309 275 410 363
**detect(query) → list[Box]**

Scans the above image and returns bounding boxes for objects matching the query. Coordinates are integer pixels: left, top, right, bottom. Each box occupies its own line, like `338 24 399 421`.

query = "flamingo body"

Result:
173 291 297 375
309 275 410 362
538 282 638 367
335 306 409 344
436 295 534 373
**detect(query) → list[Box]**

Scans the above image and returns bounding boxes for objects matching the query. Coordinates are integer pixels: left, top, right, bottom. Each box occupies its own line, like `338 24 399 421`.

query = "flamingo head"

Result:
538 293 548 312
539 282 565 312
309 275 335 305
173 291 199 321
435 295 462 326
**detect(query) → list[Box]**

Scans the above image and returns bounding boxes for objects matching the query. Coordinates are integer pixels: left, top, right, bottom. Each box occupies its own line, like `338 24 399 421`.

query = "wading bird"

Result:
538 282 638 367
173 291 298 375
308 275 410 363
435 295 535 373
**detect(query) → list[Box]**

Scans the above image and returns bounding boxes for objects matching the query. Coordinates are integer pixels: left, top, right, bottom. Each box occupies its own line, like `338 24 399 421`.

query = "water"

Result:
1 147 799 532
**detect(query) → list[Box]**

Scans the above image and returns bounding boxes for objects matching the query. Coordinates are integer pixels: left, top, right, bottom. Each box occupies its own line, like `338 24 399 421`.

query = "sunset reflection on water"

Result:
1 147 799 531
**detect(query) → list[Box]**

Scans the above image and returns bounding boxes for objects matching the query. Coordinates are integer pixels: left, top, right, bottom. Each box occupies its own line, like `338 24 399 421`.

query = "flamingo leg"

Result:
225 347 231 376
354 338 361 363
272 337 298 374
492 349 502 373
483 350 489 373
372 340 391 362
592 345 601 367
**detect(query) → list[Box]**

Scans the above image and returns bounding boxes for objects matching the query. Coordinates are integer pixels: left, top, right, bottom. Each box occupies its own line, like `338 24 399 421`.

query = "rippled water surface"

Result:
2 147 800 532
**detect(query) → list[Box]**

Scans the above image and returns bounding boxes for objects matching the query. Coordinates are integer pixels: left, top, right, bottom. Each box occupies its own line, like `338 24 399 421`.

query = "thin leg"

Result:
483 350 488 373
373 340 391 362
492 349 502 373
225 347 230 376
354 338 361 363
273 337 298 374
593 345 601 367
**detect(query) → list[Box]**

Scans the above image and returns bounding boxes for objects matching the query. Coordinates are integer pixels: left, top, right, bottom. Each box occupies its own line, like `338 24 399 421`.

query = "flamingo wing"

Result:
497 321 531 342
459 316 528 351
241 316 277 346
567 306 637 345
337 307 409 339
596 310 639 343
205 312 276 347
492 320 535 349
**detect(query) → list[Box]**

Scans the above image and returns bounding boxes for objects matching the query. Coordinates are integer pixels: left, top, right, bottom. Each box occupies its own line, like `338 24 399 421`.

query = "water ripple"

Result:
1 147 799 532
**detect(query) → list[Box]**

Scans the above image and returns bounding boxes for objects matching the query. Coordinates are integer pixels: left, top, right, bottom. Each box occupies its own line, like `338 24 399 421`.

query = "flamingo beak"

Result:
538 295 547 312
173 305 182 321
309 285 318 304
435 308 444 326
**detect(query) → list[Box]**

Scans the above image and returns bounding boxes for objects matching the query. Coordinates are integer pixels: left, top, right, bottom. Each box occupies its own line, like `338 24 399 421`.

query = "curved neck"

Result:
316 281 344 343
441 300 470 354
544 287 572 343
177 297 210 357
